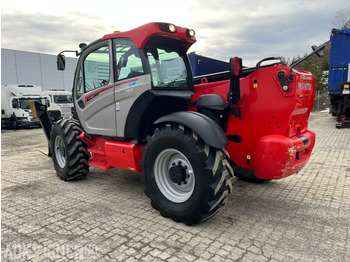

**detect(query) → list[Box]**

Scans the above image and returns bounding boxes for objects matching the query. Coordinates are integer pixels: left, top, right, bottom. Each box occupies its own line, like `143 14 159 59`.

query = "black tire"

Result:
50 119 90 181
140 124 230 225
10 117 18 129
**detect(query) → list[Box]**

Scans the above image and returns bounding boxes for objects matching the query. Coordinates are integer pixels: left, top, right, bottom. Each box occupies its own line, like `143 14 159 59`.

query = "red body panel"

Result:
80 133 143 173
189 65 316 179
254 131 315 179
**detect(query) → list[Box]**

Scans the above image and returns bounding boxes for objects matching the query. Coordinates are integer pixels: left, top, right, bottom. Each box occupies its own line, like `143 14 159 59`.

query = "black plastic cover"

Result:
154 111 228 149
197 94 226 110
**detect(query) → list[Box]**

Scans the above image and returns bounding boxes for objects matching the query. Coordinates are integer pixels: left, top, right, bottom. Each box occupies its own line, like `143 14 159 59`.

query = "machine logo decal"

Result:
85 84 114 104
115 78 139 87
298 82 312 91
85 77 139 104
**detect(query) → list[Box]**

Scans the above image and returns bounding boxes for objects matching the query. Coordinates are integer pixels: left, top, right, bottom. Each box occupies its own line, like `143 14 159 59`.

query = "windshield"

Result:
16 98 47 109
53 95 72 104
146 47 189 89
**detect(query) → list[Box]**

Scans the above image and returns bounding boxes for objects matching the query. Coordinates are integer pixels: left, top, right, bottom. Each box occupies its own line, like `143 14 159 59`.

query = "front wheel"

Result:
50 119 90 181
10 117 18 129
141 124 230 225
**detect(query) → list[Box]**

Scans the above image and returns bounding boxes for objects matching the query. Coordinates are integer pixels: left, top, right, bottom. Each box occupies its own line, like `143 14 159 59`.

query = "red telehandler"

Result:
32 22 324 225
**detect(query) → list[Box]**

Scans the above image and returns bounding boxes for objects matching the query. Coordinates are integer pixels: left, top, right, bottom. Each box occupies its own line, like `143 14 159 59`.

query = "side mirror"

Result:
57 54 66 71
1 109 5 114
79 43 87 52
12 100 19 109
312 45 324 58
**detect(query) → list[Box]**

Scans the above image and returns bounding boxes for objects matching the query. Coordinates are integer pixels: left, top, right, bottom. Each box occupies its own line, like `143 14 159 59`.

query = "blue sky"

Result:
1 0 349 66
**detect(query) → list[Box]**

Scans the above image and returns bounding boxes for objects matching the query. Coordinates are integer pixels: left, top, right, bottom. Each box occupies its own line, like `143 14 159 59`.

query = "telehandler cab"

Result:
32 22 323 225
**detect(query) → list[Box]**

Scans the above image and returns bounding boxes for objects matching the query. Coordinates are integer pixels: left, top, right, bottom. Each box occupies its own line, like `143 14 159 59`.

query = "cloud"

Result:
187 0 348 65
1 11 109 55
2 0 349 67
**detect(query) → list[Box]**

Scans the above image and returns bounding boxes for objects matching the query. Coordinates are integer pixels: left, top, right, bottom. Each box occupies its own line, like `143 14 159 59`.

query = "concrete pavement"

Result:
1 112 349 261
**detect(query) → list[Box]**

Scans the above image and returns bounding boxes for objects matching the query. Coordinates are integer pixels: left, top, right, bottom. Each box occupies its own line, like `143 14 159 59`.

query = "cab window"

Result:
115 39 144 81
76 67 83 99
146 47 189 89
83 46 110 92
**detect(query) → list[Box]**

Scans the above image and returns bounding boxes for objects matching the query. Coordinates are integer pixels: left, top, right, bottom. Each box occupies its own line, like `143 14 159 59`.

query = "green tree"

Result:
288 54 328 92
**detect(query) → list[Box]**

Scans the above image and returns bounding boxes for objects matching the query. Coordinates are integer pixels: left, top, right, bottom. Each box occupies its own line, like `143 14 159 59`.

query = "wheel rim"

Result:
154 149 195 203
54 135 67 168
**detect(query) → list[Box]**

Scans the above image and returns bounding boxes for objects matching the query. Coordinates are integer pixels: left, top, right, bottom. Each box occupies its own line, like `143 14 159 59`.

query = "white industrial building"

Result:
1 48 78 91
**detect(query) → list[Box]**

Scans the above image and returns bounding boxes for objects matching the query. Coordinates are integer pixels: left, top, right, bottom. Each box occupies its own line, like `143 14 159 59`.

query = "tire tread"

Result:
141 123 230 225
51 119 90 181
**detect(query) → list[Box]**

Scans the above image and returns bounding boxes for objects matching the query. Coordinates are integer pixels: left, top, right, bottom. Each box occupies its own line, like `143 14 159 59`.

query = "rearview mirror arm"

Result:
58 50 79 57
288 44 326 82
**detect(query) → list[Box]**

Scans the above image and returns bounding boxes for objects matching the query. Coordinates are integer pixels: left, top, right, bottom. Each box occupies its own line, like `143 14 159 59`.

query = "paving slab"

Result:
1 112 349 261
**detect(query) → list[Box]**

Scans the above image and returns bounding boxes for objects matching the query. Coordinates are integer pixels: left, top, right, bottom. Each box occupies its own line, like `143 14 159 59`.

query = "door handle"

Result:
78 100 85 109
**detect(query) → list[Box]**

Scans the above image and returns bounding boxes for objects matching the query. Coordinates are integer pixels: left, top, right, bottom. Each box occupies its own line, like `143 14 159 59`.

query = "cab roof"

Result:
102 22 196 51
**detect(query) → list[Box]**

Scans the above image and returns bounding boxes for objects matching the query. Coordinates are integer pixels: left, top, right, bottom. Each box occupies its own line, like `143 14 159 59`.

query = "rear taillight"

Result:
230 57 242 77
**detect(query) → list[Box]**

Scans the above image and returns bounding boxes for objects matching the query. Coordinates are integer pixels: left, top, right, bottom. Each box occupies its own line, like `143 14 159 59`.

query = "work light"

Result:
186 29 196 38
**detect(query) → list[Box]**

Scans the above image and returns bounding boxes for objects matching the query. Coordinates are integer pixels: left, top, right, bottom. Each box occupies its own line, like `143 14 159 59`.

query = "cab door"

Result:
113 38 151 137
74 40 117 137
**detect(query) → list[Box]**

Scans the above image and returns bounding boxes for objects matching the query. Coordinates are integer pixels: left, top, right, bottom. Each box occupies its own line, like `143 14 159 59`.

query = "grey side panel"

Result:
79 86 116 136
115 74 152 137
154 111 228 149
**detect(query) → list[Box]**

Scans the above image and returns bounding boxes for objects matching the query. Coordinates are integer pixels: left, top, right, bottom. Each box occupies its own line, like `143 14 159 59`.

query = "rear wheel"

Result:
50 119 90 181
141 124 230 225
